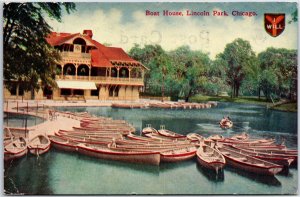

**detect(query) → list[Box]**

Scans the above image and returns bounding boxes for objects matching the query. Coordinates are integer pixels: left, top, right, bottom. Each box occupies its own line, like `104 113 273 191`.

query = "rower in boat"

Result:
219 116 233 129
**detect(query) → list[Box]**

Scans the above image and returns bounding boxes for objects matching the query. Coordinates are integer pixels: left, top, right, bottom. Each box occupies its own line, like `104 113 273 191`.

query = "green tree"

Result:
3 2 76 98
169 46 211 101
129 44 174 100
220 38 256 98
258 48 297 101
206 55 229 95
240 57 261 97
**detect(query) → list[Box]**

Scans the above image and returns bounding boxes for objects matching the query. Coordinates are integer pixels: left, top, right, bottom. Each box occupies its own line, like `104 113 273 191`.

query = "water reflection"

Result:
4 153 53 195
159 159 196 172
73 150 160 176
278 167 291 177
196 163 225 182
225 166 281 187
4 112 44 128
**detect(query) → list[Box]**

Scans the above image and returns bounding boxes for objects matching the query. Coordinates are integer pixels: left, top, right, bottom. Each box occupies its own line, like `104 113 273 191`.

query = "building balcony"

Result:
60 52 91 64
60 51 91 59
56 75 144 86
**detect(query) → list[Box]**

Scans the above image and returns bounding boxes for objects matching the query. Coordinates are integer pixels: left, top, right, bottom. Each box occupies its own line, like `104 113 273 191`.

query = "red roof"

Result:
90 49 113 68
46 32 80 46
46 30 147 69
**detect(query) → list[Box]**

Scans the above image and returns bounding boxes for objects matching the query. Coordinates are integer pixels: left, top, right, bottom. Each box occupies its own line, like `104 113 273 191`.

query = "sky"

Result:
46 2 298 59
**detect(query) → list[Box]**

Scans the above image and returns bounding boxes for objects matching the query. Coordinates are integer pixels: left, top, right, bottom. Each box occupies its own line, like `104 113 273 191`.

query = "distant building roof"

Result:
46 30 148 70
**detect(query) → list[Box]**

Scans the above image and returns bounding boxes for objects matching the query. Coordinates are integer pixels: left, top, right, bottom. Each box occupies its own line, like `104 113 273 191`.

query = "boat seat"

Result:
235 157 247 162
203 152 214 157
222 151 230 156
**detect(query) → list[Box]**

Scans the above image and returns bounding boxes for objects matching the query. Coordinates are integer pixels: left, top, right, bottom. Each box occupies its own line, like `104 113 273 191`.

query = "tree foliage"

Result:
257 48 297 101
219 38 256 98
3 2 76 98
130 45 213 101
129 40 296 103
169 46 211 101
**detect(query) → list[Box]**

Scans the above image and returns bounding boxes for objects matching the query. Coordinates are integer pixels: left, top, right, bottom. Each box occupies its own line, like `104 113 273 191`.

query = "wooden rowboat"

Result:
56 130 123 139
157 125 186 139
229 144 295 167
141 124 158 135
4 137 28 161
77 143 160 165
58 135 115 146
28 135 51 156
230 132 249 141
48 135 79 152
234 143 287 150
206 135 225 141
116 138 191 146
196 143 226 173
187 133 205 143
111 103 146 109
145 132 189 142
126 133 165 142
220 120 233 129
216 144 283 176
241 146 298 155
72 126 133 135
160 146 197 162
218 138 276 146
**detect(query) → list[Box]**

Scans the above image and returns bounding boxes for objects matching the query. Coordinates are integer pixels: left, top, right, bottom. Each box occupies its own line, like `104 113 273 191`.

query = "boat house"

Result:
4 30 148 101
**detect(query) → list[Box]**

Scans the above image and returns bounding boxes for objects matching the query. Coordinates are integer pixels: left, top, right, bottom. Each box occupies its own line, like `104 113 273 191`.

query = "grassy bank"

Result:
270 102 297 112
190 95 271 105
190 95 297 112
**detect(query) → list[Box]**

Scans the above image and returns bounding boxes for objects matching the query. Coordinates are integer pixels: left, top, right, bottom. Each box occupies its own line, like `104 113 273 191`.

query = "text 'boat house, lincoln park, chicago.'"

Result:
4 30 148 101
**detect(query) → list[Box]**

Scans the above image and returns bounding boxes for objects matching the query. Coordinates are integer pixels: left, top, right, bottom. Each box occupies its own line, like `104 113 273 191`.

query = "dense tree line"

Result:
129 39 297 102
3 2 76 98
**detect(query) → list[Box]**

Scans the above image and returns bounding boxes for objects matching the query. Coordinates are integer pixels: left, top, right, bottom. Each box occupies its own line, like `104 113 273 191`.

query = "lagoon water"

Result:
4 102 298 195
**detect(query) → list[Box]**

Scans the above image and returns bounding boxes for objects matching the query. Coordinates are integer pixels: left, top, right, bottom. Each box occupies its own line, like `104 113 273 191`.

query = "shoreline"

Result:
189 95 297 112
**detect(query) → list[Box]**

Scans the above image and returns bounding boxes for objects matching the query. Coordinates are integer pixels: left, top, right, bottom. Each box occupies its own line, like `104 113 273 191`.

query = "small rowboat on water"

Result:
196 143 226 173
77 143 161 165
4 137 28 161
218 137 276 146
206 135 225 141
241 146 298 155
220 118 233 129
111 103 147 109
160 146 197 162
116 137 191 146
72 126 134 135
48 135 79 152
145 132 189 142
157 125 186 139
127 133 163 142
229 132 249 141
56 129 123 139
216 144 283 176
28 135 51 156
187 133 205 143
141 124 158 135
228 144 295 167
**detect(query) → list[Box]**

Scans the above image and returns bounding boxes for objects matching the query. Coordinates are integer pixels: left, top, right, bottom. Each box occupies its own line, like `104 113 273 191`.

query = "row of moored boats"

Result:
4 111 297 177
111 101 217 109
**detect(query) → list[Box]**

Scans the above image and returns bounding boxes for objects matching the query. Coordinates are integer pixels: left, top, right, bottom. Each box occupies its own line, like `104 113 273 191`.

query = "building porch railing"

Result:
56 75 144 86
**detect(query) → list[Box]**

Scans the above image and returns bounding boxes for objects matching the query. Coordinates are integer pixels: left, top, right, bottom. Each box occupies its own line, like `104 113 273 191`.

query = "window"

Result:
74 89 84 95
61 89 71 95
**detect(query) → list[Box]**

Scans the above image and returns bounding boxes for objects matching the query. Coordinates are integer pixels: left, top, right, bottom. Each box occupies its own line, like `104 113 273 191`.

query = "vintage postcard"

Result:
3 1 298 195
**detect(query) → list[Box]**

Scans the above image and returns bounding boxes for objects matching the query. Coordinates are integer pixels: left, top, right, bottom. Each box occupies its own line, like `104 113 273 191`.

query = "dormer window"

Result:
73 38 87 53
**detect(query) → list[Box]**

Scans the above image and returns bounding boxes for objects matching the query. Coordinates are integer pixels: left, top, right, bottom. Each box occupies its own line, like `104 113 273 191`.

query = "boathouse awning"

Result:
56 81 97 90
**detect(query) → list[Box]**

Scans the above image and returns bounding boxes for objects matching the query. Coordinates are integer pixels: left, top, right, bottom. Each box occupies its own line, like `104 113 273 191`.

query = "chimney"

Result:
83 30 93 38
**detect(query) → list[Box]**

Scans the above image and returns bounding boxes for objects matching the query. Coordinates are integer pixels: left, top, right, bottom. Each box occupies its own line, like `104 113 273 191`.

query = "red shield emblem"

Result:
264 13 285 37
